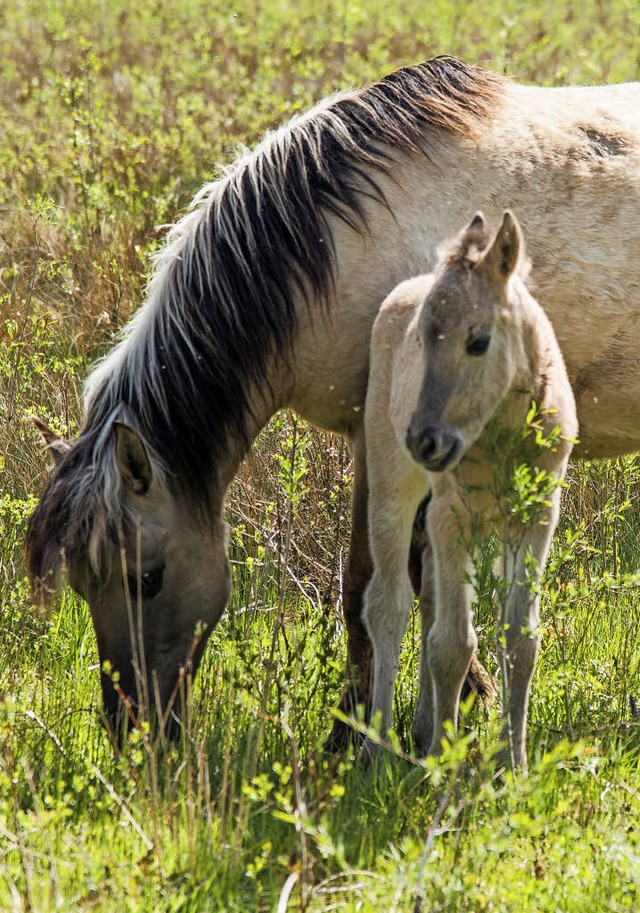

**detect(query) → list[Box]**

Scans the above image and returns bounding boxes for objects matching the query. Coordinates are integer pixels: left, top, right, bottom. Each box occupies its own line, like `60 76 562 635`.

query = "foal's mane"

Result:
27 56 505 586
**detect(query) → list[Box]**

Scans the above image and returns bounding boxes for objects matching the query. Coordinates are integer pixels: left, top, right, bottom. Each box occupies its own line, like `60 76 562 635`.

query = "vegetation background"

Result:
2 1 640 909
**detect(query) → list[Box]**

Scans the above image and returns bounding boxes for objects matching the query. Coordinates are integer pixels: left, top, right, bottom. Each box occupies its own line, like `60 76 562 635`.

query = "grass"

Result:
3 1 640 910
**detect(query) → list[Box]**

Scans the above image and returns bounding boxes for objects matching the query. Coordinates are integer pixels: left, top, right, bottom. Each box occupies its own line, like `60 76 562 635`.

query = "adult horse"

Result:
26 57 640 742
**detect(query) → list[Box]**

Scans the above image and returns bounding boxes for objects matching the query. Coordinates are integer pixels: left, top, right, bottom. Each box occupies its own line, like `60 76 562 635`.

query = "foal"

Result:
363 212 577 769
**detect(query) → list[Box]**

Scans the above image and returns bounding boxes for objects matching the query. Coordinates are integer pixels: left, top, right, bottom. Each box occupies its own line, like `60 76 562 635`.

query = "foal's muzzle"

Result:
405 424 463 472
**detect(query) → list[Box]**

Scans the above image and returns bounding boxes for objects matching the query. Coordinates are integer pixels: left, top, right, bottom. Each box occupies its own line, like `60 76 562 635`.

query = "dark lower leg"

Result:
325 431 373 751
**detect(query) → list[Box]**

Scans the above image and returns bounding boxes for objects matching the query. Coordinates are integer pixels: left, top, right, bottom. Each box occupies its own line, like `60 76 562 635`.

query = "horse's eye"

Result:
127 565 164 601
466 334 491 356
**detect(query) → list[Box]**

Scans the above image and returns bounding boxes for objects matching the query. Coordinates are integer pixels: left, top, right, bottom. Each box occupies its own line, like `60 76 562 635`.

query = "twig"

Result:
277 872 300 913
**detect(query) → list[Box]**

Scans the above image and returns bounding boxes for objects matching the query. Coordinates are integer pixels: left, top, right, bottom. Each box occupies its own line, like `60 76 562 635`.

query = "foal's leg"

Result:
412 497 496 754
362 471 425 752
325 425 373 751
425 491 478 756
499 489 562 770
364 533 414 746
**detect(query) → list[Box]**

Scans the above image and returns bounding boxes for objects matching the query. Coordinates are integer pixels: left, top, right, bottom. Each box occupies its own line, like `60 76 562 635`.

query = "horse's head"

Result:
27 420 230 738
406 210 528 472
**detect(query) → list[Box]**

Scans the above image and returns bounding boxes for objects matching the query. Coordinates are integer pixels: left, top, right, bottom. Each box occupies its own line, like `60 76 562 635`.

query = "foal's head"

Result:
406 211 530 471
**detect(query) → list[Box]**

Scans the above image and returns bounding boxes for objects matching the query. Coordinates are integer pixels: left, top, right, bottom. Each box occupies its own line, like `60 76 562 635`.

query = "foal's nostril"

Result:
406 425 438 462
406 424 463 471
419 431 438 461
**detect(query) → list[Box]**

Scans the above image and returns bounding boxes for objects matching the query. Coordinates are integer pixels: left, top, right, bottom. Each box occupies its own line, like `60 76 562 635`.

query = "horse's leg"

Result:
413 523 436 753
325 425 373 751
499 489 562 770
425 491 478 756
408 496 431 594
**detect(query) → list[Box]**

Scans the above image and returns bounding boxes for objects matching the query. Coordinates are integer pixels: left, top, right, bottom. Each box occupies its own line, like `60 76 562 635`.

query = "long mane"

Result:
26 56 505 589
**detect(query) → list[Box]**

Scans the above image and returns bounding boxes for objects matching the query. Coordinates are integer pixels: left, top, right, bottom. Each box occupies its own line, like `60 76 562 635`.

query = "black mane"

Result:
26 57 504 589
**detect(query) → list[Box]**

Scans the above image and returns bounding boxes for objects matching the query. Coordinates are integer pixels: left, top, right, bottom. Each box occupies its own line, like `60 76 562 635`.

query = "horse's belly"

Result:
288 337 371 435
574 360 640 458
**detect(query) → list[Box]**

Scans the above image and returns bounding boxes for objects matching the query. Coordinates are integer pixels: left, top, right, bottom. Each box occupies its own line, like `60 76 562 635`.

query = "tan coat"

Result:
363 213 577 768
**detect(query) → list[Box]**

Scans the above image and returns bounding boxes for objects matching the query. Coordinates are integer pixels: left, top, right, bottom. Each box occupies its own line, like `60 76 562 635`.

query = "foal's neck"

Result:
510 283 553 396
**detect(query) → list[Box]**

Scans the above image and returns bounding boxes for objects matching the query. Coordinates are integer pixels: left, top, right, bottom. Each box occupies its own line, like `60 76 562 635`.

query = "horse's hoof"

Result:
323 717 363 754
411 727 432 758
360 736 383 768
464 655 498 704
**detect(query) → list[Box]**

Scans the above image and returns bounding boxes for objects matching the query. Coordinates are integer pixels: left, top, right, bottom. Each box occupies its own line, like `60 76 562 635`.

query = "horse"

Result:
362 211 577 769
25 56 640 745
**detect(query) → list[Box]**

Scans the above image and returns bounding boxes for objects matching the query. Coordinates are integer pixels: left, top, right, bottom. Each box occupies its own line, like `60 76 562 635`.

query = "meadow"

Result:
2 1 640 909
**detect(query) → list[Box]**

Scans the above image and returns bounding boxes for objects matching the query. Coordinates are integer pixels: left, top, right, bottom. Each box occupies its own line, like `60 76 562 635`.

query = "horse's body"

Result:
362 213 577 768
26 57 640 739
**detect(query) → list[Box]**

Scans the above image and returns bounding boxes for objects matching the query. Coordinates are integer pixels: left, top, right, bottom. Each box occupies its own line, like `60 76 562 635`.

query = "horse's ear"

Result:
482 210 522 281
113 422 153 495
33 416 72 467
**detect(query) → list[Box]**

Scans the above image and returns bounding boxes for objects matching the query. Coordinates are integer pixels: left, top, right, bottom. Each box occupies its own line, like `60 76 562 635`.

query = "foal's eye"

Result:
127 565 164 600
466 334 491 357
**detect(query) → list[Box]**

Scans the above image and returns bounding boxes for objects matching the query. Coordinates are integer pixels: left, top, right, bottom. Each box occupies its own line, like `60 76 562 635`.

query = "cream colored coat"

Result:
363 213 577 768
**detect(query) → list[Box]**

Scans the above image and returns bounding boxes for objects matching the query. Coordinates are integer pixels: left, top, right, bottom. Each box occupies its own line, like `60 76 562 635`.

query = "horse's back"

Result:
292 72 640 456
504 79 640 126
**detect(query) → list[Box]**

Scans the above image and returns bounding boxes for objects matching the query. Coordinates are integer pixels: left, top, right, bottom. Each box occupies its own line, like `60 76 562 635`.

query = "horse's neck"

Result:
216 363 291 498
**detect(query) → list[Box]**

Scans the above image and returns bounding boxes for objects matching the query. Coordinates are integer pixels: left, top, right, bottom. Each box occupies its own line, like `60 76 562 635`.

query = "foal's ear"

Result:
113 422 153 495
33 416 72 467
467 211 486 233
459 212 487 260
482 210 522 281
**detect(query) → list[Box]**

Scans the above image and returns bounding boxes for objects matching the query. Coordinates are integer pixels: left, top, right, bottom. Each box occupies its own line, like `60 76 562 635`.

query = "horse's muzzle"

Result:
102 683 183 744
405 424 463 471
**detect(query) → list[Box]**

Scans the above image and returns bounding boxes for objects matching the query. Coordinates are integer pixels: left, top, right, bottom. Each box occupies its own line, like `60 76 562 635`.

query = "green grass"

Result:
3 1 640 910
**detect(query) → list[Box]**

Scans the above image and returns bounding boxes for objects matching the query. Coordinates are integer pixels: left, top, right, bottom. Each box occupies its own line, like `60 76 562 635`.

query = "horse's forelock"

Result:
25 416 147 599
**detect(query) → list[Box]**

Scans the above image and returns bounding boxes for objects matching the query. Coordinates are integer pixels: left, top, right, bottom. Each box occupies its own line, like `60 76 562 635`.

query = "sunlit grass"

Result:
3 1 640 909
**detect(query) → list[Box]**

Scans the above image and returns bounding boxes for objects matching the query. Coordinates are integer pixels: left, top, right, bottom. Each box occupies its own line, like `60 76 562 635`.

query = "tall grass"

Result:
3 1 640 910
